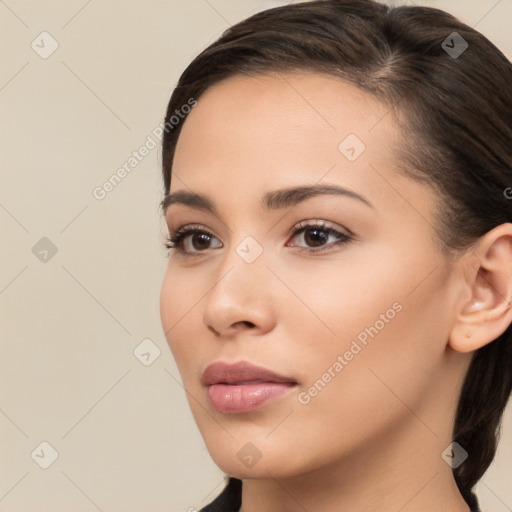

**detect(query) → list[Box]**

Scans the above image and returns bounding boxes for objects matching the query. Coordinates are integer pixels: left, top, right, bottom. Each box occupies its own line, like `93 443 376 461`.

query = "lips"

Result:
201 360 297 386
201 361 298 413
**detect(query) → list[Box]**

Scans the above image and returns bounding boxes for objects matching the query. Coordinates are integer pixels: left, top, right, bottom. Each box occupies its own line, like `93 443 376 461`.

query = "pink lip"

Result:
202 361 297 414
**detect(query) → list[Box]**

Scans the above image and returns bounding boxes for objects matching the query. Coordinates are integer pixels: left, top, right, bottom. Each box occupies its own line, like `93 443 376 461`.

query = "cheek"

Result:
159 266 198 366
159 270 176 344
285 248 451 411
274 250 412 361
293 258 451 425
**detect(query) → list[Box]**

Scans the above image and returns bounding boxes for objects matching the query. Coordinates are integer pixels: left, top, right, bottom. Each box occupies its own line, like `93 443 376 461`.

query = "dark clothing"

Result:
199 476 482 512
200 477 241 512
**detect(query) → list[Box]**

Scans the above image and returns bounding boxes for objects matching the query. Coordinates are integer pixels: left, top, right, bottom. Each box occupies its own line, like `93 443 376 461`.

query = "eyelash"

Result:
163 220 353 257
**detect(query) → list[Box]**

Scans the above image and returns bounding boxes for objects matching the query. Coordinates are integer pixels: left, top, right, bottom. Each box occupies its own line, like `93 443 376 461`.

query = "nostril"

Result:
207 321 255 336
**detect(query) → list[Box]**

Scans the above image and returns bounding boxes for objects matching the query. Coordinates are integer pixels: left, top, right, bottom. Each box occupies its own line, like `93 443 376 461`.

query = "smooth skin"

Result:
160 72 512 512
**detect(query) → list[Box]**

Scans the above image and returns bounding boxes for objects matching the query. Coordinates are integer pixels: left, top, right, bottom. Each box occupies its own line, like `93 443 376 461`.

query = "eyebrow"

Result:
160 184 374 217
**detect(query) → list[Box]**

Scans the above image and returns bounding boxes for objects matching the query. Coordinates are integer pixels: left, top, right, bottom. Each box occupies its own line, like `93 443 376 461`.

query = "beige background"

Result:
1 1 511 511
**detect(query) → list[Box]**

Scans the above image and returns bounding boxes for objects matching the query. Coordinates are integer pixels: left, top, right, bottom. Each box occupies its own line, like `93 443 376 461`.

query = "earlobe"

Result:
449 223 512 354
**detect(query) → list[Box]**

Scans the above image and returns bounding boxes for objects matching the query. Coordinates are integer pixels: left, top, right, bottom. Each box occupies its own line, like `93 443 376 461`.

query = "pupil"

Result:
193 233 211 250
305 228 327 247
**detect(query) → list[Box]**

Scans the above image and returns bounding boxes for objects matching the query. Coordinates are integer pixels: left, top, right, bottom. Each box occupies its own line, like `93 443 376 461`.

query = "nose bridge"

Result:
201 230 274 333
210 231 269 298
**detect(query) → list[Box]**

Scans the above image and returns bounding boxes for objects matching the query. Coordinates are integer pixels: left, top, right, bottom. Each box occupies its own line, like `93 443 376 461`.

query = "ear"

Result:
449 223 512 353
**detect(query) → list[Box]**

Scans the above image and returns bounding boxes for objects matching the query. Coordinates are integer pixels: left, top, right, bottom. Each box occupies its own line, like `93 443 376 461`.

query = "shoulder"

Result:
198 476 242 512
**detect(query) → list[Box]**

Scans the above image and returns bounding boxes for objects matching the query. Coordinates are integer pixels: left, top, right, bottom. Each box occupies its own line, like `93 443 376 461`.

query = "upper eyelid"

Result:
291 219 353 236
169 219 347 236
169 220 352 246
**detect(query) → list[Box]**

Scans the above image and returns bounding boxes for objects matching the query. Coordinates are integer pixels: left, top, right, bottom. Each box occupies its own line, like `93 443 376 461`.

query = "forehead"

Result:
168 71 429 220
173 71 400 173
177 71 395 151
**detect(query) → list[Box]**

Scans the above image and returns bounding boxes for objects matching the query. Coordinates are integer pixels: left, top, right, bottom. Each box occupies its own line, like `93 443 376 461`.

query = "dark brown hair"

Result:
160 0 512 502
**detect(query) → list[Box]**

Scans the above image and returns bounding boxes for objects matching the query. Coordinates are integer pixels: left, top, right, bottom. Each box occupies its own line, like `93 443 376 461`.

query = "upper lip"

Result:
201 360 297 386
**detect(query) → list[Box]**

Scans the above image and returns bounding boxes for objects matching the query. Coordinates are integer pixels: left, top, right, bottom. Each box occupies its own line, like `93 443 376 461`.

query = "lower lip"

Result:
207 382 296 413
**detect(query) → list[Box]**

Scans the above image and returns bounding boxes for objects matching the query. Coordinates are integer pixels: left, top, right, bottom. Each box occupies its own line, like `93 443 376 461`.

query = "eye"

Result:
286 220 352 253
164 224 221 255
163 220 353 256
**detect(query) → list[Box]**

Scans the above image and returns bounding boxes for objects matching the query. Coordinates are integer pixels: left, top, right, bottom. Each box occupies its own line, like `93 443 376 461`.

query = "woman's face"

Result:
160 72 470 479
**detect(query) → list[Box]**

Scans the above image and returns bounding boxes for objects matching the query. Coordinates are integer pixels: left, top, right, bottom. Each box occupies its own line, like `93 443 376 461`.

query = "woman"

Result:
159 1 512 510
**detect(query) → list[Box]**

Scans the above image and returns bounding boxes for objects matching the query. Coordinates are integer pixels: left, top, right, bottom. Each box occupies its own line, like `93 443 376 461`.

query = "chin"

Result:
214 455 295 480
202 434 311 481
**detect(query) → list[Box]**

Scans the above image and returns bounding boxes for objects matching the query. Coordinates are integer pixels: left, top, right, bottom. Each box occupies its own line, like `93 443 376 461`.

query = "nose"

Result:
202 245 277 339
